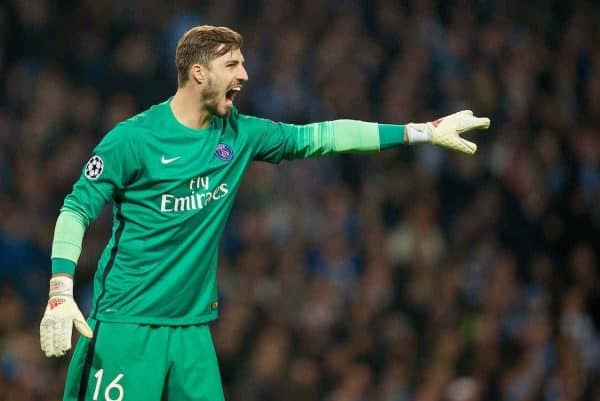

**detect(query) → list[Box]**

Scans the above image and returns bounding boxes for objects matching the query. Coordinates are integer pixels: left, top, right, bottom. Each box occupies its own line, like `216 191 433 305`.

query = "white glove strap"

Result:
406 124 433 144
49 276 74 297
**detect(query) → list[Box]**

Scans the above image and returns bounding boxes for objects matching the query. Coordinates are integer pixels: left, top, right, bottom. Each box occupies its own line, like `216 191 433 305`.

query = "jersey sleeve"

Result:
61 123 141 224
243 114 405 163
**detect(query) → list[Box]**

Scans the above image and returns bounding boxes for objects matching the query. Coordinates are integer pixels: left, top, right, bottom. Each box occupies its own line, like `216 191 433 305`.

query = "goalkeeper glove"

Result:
406 110 490 154
40 275 93 357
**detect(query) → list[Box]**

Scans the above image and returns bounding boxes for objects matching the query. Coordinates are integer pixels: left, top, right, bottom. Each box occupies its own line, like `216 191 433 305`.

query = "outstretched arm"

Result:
248 110 490 163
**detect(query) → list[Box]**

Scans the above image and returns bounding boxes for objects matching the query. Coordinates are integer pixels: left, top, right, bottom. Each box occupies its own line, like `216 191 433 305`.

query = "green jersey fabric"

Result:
60 99 403 325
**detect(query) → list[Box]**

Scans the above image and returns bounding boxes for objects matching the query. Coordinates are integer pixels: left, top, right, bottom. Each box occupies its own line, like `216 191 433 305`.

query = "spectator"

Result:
0 1 598 400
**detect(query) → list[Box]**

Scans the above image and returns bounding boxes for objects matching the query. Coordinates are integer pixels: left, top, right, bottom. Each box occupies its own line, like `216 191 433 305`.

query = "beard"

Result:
201 76 230 117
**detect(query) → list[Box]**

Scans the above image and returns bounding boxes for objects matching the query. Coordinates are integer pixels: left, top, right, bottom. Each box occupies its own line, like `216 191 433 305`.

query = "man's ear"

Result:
190 64 206 84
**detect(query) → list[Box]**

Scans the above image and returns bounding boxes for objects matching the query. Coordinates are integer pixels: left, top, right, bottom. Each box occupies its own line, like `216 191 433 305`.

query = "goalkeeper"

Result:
40 25 490 401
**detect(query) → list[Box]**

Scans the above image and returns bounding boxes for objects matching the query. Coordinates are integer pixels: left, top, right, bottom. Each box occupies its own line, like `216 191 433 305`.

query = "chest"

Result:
134 128 248 195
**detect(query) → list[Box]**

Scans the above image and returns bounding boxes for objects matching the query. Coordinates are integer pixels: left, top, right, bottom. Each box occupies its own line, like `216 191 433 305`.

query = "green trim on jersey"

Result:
379 124 406 149
51 258 77 275
59 99 407 325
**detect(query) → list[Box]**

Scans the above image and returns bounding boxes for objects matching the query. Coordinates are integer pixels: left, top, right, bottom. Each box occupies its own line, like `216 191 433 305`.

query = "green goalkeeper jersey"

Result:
60 98 402 325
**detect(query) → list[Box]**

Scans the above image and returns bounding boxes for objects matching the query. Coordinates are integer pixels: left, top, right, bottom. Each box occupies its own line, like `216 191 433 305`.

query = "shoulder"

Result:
122 101 167 132
106 101 167 142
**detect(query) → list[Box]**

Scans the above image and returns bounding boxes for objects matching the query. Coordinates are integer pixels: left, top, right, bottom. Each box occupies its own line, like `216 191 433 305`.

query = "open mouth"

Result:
225 86 242 103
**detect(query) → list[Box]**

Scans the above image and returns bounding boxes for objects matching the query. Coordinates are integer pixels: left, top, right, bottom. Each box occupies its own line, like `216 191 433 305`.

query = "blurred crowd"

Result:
1 0 599 400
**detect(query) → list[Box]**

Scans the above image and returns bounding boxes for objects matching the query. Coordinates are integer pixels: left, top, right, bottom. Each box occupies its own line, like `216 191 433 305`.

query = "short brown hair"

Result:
175 25 243 87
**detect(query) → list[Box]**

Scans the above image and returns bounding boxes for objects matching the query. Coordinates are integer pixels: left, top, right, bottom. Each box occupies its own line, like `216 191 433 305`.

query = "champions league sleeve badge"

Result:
84 155 104 180
214 143 234 162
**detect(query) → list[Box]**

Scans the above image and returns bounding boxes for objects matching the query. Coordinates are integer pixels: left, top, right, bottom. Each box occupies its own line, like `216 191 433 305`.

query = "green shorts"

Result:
63 318 225 401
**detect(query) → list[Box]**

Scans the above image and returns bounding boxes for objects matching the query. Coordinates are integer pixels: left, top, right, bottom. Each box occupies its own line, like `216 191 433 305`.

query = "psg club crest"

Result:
214 143 234 162
85 155 104 180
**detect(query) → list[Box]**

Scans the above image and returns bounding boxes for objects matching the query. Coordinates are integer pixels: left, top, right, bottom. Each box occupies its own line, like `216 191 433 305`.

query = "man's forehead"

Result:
216 46 245 62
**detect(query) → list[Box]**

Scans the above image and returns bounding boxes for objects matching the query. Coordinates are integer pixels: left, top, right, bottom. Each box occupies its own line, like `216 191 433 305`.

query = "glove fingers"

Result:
458 138 477 154
40 317 50 355
458 117 490 132
40 316 72 357
472 117 490 129
63 318 74 355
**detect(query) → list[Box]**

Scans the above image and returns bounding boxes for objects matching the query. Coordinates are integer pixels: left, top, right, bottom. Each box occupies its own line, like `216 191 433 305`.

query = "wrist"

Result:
406 123 433 144
49 276 74 297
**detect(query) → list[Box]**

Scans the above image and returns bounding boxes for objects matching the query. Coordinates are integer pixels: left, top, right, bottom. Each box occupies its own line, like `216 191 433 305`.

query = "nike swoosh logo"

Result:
161 156 181 164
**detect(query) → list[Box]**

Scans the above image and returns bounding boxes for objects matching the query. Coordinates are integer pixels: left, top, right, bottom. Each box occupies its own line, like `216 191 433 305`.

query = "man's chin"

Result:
208 102 233 118
214 107 231 117
221 98 236 114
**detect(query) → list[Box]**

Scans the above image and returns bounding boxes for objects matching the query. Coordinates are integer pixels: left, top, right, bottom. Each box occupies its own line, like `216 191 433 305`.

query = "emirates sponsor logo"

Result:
160 175 229 213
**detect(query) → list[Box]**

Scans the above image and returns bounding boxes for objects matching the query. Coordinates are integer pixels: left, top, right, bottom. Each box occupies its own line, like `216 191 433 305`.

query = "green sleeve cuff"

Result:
378 124 406 149
51 258 76 275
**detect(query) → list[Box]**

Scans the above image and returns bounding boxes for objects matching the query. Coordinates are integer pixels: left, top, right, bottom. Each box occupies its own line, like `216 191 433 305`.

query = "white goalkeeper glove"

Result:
40 275 93 357
406 110 491 154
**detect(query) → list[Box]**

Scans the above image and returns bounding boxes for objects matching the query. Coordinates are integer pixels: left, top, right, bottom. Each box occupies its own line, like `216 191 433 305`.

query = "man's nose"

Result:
238 66 248 82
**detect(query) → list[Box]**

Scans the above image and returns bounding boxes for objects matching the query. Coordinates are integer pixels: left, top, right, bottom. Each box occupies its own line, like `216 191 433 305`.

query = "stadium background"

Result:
1 0 599 400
